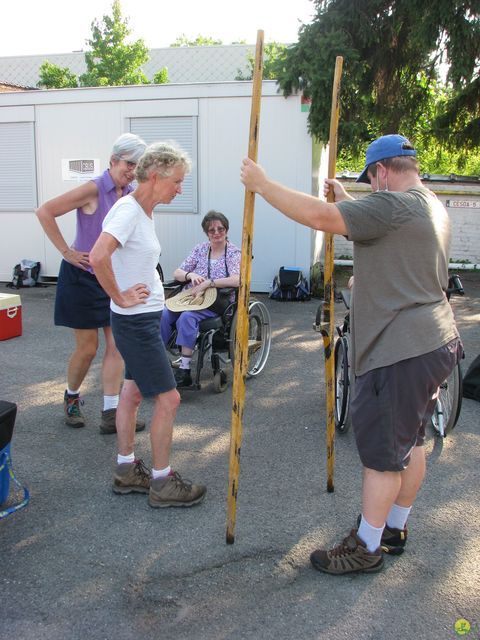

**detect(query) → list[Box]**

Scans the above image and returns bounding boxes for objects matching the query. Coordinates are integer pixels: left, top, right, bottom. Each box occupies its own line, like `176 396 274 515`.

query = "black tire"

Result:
334 336 351 433
431 363 463 437
229 300 271 377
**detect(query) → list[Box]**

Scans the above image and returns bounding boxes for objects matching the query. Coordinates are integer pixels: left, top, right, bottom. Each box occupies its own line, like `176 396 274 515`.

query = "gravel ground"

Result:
1 272 479 640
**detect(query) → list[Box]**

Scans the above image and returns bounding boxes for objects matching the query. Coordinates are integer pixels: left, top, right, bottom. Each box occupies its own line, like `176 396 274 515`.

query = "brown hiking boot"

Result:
99 408 146 435
112 459 151 494
64 390 85 428
310 529 384 575
356 514 407 555
148 471 206 508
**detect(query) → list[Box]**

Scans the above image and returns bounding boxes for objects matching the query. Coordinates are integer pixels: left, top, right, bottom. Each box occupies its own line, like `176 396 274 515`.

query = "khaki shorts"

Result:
351 338 462 472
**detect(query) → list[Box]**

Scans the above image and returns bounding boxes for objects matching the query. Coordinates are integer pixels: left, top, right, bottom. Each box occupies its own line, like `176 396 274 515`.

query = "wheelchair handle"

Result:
446 274 465 300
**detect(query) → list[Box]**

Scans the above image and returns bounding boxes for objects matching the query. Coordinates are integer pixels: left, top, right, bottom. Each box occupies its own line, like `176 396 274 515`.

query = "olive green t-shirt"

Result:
337 187 459 376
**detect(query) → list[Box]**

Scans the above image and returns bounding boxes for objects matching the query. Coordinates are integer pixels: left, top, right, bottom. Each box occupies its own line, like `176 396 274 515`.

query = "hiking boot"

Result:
64 390 85 428
310 529 384 575
112 459 151 494
99 408 146 435
356 515 407 555
380 524 408 555
174 368 193 388
148 471 206 508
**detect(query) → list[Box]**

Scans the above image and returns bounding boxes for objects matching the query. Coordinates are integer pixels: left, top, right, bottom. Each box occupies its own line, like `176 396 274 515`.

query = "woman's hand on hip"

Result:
118 283 150 308
63 248 90 270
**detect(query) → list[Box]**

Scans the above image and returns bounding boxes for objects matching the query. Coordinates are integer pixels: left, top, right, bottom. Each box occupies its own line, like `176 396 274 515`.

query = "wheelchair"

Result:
158 265 272 393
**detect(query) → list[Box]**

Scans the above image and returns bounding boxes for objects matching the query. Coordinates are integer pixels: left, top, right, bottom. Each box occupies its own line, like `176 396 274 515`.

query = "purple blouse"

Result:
73 169 133 254
180 241 241 284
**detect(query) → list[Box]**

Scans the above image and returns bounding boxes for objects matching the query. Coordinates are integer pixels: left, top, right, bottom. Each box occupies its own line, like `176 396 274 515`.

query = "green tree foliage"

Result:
153 67 169 84
236 42 288 80
276 0 480 163
170 35 223 47
37 1 169 89
38 61 78 89
79 0 149 86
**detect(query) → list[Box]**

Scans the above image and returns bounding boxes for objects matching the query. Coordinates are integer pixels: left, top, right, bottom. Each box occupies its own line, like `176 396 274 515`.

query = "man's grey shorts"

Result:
351 338 463 472
111 310 176 397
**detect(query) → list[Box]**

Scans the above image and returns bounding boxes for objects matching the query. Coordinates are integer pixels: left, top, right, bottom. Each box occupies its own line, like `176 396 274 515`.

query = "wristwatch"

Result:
210 279 215 288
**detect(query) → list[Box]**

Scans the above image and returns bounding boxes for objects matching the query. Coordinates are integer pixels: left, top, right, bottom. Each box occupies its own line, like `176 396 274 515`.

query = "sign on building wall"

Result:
61 159 100 182
446 199 480 210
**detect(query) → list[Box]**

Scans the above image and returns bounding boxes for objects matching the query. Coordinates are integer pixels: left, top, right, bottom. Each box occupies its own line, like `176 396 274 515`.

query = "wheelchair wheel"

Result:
431 363 463 437
229 300 271 377
334 335 351 433
213 370 228 393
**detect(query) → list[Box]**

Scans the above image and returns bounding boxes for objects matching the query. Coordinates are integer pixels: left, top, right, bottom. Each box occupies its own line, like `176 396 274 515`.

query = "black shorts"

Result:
54 260 110 329
111 310 176 398
351 338 462 472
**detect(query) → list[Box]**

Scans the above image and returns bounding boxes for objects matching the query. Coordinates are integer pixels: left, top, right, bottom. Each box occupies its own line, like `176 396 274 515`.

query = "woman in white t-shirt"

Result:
90 142 207 509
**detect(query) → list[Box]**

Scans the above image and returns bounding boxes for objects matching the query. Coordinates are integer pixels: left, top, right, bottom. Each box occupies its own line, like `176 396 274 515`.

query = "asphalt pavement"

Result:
1 273 479 640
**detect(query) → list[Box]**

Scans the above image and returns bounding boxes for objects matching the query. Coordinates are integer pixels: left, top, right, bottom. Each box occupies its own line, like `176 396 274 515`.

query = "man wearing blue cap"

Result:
241 134 462 575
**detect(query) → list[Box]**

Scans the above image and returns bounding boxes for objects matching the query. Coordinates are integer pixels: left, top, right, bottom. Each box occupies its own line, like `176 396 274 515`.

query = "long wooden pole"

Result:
226 30 264 545
321 56 343 493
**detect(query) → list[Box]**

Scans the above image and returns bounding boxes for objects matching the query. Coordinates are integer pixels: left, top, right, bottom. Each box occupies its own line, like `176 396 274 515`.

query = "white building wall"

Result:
0 82 312 290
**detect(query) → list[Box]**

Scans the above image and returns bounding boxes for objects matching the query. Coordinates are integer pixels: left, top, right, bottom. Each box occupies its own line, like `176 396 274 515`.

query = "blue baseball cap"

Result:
357 134 417 183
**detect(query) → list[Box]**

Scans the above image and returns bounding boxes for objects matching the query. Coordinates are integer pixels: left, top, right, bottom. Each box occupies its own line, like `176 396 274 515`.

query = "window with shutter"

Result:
0 122 37 211
130 116 198 214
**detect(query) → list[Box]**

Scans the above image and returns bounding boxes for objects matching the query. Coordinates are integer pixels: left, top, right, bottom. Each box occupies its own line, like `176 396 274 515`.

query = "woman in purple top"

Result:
36 133 146 432
160 210 241 388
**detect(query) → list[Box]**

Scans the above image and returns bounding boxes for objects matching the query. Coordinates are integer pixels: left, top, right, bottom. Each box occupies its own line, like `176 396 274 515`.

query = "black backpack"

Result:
269 266 311 302
7 260 41 289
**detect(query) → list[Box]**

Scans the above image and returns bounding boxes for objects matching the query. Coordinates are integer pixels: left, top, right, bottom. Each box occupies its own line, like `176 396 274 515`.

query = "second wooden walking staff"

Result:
226 30 264 545
321 56 343 493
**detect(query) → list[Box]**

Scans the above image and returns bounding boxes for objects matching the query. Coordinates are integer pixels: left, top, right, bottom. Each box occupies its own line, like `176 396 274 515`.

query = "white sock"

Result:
103 394 119 411
152 465 171 479
386 504 411 530
117 452 135 465
357 515 385 552
67 387 80 396
180 357 191 370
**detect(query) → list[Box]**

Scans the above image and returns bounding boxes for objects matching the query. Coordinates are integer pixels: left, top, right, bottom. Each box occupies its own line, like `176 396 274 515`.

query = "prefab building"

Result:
0 81 315 290
1 81 479 290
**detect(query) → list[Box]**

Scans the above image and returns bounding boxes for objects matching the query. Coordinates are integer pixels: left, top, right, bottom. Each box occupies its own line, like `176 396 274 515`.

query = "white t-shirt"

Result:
102 194 164 315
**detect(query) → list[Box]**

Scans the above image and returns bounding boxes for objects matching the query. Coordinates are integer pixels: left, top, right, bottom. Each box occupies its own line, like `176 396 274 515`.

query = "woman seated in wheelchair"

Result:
160 210 241 388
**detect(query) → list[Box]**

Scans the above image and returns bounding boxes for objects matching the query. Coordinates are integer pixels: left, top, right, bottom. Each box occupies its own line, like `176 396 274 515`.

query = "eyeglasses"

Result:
116 156 136 169
207 226 226 235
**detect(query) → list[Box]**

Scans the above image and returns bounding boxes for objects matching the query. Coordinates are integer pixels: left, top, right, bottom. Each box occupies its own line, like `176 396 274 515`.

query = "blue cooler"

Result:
0 401 17 505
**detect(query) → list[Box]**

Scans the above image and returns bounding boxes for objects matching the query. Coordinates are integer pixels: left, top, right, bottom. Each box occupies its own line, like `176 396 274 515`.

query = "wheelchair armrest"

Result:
163 279 184 300
163 279 183 289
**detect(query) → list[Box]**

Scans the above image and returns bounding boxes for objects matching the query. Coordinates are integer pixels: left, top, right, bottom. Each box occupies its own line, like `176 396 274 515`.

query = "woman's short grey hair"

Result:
135 141 192 182
111 133 147 164
201 210 229 234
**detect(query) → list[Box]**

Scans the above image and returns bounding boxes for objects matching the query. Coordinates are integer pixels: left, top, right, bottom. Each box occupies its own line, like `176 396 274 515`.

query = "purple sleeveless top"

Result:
72 169 133 255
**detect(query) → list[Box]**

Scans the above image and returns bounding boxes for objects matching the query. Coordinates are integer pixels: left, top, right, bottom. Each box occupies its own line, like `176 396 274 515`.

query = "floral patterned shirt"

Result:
180 241 241 285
